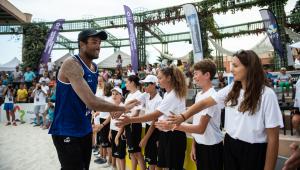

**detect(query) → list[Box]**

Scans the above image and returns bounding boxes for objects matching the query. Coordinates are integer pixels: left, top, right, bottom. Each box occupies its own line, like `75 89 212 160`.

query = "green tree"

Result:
290 0 300 33
22 23 49 71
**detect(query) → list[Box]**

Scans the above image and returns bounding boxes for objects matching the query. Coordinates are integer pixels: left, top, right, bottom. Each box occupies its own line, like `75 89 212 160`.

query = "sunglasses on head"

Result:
143 82 154 87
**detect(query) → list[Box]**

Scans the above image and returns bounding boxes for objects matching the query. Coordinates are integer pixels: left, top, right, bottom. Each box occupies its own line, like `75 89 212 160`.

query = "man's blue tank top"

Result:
49 55 98 137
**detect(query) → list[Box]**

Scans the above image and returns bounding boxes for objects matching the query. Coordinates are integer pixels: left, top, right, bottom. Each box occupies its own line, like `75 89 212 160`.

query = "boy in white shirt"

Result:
156 60 223 170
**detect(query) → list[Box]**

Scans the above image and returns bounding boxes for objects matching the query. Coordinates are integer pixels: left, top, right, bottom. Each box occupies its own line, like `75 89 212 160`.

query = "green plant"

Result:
22 23 49 70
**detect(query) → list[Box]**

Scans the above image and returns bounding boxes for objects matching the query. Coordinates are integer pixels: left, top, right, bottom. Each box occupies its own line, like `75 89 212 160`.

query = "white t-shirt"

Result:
4 90 14 103
99 96 113 118
125 90 143 116
127 70 136 76
39 77 50 84
33 89 47 105
110 103 124 131
157 90 186 131
192 88 223 145
294 79 300 108
47 62 55 71
137 92 162 125
211 83 283 143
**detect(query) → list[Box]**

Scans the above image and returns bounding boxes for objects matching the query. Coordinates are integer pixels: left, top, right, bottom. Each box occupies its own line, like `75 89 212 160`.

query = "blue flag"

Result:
259 9 284 58
124 5 138 73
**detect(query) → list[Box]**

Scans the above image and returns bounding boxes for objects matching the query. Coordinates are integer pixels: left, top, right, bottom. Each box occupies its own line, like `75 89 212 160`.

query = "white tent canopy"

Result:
54 53 72 68
98 51 131 69
0 57 21 71
290 41 300 49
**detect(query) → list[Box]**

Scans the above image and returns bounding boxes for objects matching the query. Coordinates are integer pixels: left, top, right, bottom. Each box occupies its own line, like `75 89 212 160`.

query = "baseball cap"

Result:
78 29 108 41
140 75 158 84
111 86 123 96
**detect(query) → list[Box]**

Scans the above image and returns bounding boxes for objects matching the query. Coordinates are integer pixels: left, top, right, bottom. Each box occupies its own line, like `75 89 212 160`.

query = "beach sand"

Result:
0 123 112 170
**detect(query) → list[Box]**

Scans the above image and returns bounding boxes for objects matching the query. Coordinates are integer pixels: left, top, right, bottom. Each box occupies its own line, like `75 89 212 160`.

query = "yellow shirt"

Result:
17 89 28 102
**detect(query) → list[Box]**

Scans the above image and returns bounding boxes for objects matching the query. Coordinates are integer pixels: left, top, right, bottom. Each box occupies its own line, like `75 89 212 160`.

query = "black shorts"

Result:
52 133 92 170
111 130 126 159
224 133 267 170
99 118 111 148
145 124 159 165
157 130 186 169
195 142 223 170
125 123 142 153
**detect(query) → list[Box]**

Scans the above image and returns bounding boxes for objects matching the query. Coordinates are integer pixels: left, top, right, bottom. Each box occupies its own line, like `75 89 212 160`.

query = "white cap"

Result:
111 86 123 95
140 75 158 84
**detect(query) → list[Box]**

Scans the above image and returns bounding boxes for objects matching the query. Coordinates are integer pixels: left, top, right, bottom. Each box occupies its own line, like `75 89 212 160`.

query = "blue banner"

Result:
124 5 138 72
259 9 284 58
183 4 203 63
40 19 65 64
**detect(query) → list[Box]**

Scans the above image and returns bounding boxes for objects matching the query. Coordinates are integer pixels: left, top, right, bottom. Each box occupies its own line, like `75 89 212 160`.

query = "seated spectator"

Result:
127 64 135 76
16 83 28 103
138 66 146 80
278 67 292 97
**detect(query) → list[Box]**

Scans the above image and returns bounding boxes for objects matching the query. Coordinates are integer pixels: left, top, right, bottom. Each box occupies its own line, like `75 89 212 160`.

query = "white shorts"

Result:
34 105 46 114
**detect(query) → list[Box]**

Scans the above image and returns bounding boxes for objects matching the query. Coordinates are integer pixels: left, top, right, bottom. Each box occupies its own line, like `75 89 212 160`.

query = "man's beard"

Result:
85 50 99 60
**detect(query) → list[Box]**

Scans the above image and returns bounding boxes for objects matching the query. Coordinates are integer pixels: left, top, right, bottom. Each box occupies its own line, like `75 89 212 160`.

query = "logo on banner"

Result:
267 24 279 38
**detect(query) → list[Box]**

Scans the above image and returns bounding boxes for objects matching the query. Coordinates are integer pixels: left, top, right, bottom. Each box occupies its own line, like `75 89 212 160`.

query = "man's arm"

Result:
61 58 126 112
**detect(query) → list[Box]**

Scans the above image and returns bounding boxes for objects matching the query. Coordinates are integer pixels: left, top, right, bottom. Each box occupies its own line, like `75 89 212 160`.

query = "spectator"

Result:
278 67 292 97
3 84 16 126
47 58 55 72
42 101 55 129
116 54 123 69
49 83 56 102
138 66 146 80
27 80 37 103
0 80 6 104
16 83 28 103
217 71 227 88
127 64 136 76
2 73 9 86
24 67 36 89
39 72 50 84
48 76 56 88
12 66 23 88
31 83 47 126
177 60 184 72
38 63 47 77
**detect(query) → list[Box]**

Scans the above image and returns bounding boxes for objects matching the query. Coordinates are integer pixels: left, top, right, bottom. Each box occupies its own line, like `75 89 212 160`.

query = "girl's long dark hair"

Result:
225 50 270 115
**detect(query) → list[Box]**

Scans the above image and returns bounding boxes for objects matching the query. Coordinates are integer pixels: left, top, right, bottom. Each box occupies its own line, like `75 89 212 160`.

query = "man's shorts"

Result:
4 103 14 111
34 105 46 114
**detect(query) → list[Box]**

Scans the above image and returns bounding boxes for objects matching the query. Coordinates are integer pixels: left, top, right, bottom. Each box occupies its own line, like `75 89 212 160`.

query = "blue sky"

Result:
0 0 297 65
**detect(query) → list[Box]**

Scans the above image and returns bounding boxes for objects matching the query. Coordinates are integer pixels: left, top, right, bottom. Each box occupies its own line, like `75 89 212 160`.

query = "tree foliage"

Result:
290 0 300 33
22 23 49 70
